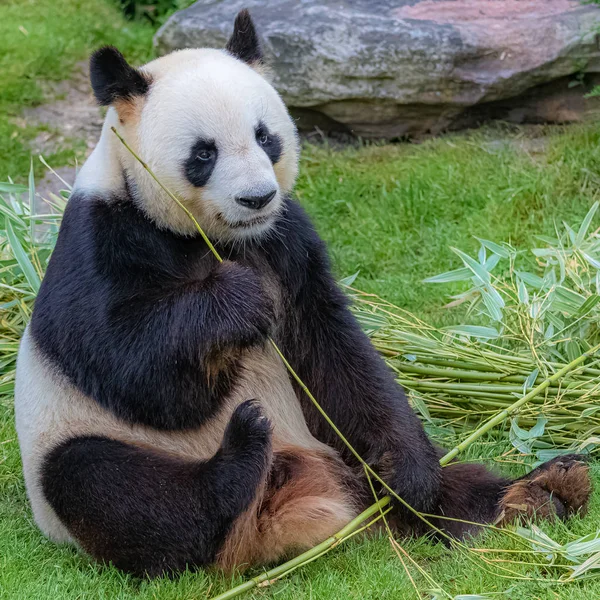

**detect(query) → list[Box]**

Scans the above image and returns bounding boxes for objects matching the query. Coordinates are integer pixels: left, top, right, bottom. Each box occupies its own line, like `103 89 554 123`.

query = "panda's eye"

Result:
197 149 213 161
257 132 271 146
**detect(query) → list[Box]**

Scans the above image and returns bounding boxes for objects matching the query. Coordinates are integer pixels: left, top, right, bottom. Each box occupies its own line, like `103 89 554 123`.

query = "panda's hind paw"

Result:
221 399 273 456
497 455 591 525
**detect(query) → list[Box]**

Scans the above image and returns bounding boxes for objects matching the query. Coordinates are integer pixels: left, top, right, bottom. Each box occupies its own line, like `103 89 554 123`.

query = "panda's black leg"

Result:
421 461 511 539
41 400 272 577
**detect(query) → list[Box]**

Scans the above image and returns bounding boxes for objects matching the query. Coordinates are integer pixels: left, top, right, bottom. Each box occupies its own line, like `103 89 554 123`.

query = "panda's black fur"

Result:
18 9 591 579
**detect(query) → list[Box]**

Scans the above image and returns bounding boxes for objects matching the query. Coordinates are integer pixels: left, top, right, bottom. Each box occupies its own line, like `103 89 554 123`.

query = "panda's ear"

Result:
89 46 151 107
226 9 263 65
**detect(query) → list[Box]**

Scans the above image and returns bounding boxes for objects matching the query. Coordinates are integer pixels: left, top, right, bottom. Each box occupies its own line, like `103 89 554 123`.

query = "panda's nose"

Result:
235 190 276 210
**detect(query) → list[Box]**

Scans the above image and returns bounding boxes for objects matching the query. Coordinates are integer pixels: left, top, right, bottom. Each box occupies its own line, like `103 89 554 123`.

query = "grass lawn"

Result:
0 0 153 180
2 1 600 598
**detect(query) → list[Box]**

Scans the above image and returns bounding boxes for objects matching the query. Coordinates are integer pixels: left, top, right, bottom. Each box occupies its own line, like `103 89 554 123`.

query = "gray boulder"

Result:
155 0 600 138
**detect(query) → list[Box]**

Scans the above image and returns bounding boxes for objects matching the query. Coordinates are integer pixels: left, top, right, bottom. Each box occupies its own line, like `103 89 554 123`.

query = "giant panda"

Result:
15 9 591 578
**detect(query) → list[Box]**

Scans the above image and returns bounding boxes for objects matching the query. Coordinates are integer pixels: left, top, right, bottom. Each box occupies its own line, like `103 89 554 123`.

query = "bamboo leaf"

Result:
581 406 600 418
0 182 28 194
583 252 600 269
339 271 360 286
517 279 529 305
510 430 531 454
424 267 472 284
28 159 35 242
451 247 491 284
410 393 432 423
535 449 576 465
566 340 582 363
474 237 512 258
576 201 599 246
564 221 577 245
515 270 545 289
483 253 500 272
536 234 560 245
5 219 40 293
524 368 539 392
443 325 500 339
529 416 548 438
575 294 600 318
565 532 600 562
480 288 503 322
478 244 486 265
569 550 600 579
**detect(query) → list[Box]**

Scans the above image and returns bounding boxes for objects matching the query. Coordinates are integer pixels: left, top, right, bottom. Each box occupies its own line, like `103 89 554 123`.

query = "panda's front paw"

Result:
213 261 275 343
376 450 441 518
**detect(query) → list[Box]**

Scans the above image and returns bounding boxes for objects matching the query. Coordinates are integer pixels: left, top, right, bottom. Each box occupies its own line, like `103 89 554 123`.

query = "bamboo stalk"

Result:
395 363 531 383
440 342 600 465
111 128 600 599
396 379 594 396
210 496 391 600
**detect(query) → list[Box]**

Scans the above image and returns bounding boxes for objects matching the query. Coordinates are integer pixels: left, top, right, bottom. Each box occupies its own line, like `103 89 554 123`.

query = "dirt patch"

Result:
21 61 102 201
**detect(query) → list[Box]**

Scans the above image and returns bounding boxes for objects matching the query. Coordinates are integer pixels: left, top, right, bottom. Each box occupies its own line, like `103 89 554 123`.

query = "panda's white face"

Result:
81 21 299 241
127 49 298 240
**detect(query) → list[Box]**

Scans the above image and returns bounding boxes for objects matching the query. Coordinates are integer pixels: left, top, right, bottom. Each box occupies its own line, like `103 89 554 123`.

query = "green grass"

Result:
0 0 153 180
297 125 600 322
2 0 600 597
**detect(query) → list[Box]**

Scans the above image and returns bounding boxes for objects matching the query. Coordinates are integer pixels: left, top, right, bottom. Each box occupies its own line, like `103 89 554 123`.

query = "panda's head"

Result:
86 10 298 240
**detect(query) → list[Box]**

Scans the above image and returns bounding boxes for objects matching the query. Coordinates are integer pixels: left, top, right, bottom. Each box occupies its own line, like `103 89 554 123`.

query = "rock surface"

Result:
155 0 600 138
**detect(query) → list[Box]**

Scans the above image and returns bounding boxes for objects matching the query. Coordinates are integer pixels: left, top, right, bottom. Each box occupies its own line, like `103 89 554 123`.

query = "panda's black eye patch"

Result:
185 139 218 187
255 122 282 165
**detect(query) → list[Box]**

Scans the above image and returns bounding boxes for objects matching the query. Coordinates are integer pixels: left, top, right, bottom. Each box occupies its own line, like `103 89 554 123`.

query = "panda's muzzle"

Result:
235 189 276 210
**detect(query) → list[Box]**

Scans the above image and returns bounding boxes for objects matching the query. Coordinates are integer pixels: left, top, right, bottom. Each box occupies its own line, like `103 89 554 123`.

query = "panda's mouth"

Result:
219 213 273 229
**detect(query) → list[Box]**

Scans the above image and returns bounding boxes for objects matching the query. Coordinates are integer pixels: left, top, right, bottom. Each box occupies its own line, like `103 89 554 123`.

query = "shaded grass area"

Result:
0 0 153 179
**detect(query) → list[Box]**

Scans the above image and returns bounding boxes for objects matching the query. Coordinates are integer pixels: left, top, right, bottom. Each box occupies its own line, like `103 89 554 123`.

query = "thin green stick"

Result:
111 127 600 599
211 496 391 600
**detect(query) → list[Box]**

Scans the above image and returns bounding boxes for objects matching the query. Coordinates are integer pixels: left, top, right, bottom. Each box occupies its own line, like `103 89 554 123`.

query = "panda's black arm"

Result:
266 200 441 514
31 194 273 430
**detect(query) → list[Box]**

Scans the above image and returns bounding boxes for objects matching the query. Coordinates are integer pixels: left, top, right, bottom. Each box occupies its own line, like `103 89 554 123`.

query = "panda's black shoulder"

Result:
257 197 332 295
42 189 207 288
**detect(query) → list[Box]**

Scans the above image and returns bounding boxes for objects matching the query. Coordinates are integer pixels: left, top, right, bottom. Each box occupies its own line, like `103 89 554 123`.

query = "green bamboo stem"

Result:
395 363 531 382
397 379 594 397
210 496 391 600
440 341 600 465
392 355 530 374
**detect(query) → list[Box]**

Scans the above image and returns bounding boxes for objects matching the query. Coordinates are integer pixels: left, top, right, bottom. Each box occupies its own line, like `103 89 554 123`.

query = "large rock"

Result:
155 0 600 138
